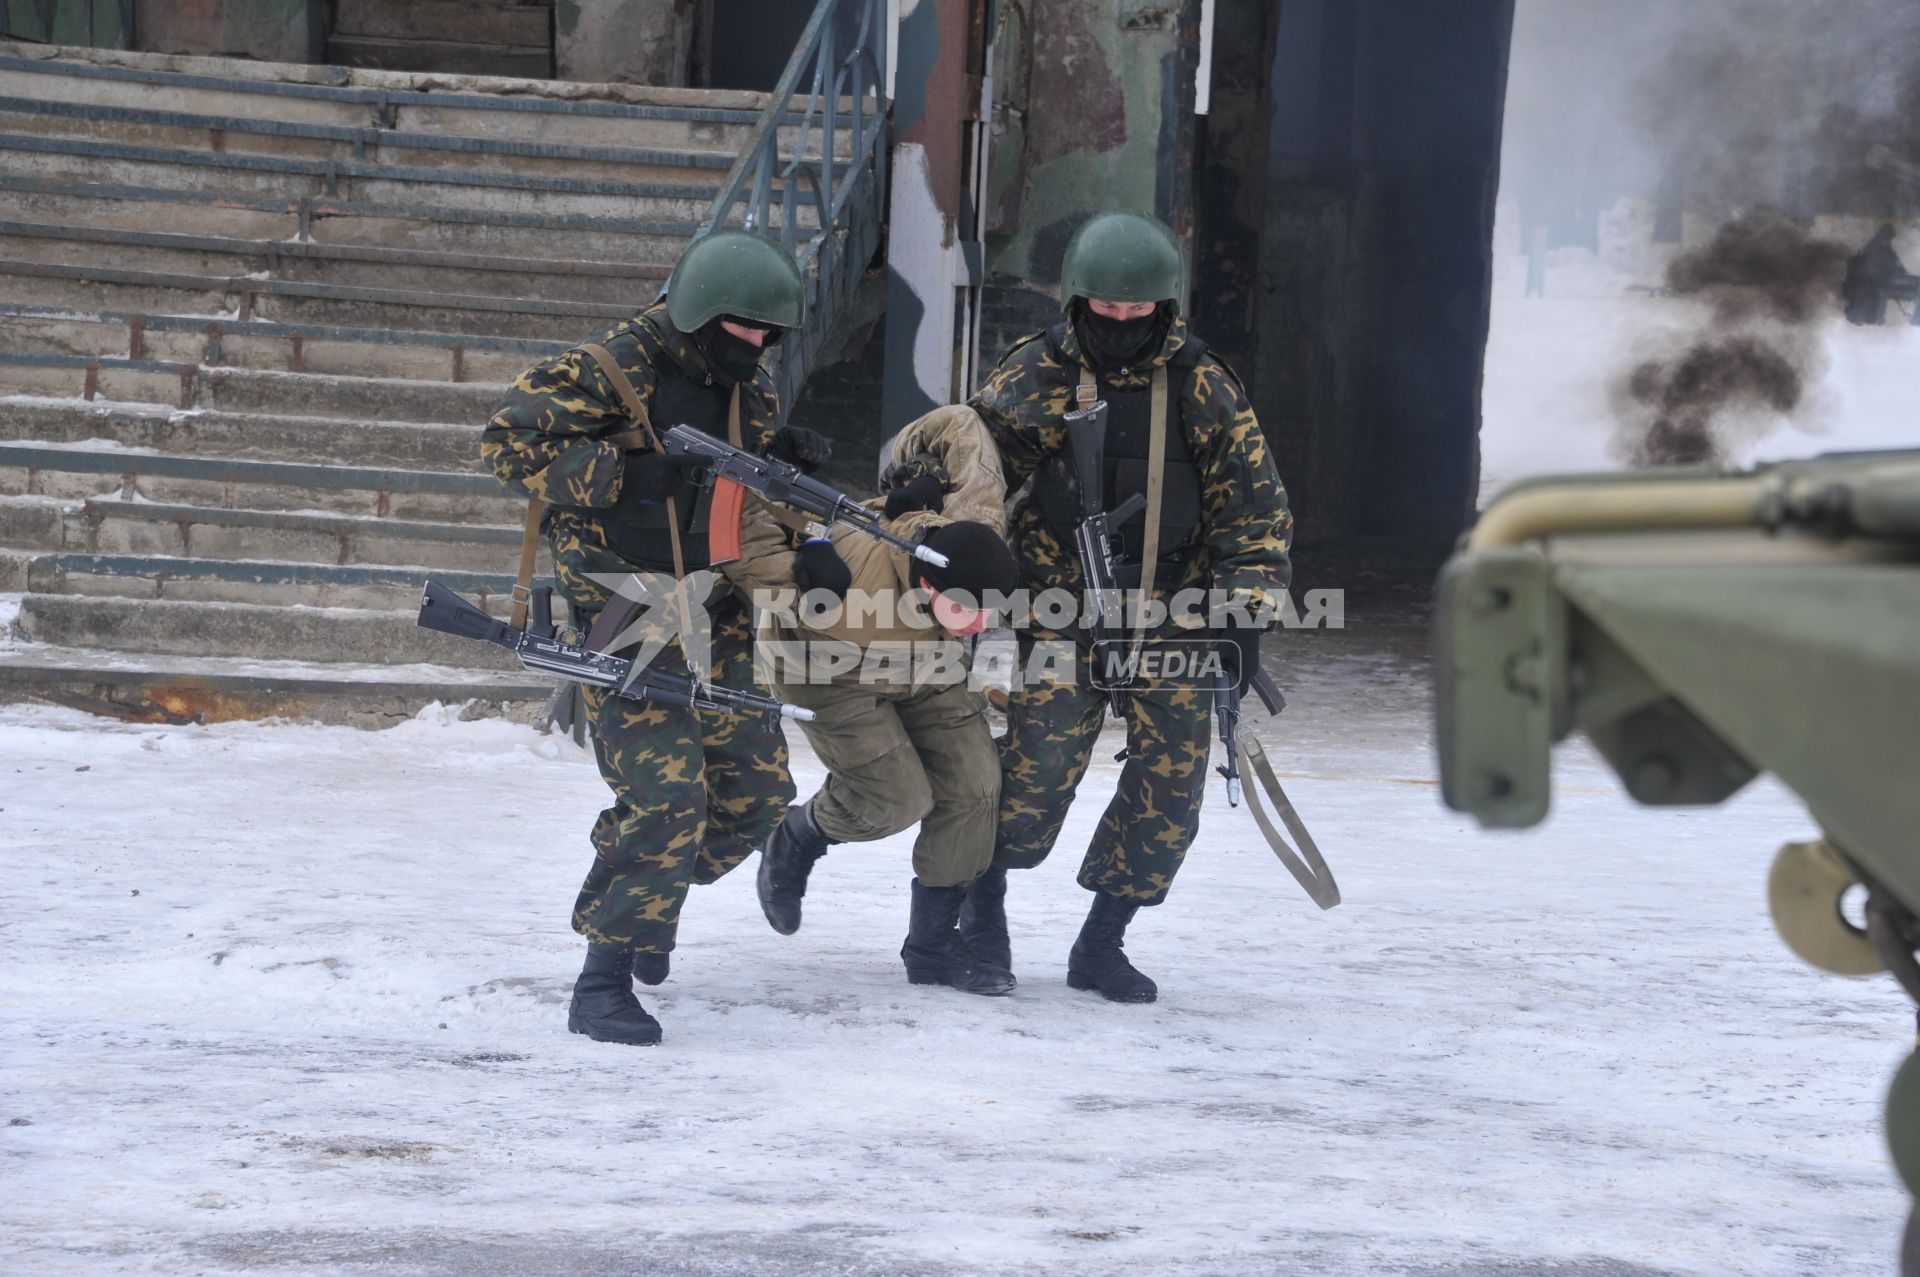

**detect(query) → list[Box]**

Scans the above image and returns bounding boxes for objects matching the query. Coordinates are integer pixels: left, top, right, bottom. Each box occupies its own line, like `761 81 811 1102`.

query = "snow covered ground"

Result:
1 623 1910 1276
1479 245 1919 506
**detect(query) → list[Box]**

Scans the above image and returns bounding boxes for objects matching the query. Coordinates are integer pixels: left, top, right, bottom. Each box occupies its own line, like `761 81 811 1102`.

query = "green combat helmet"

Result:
1432 449 1920 1270
1059 211 1184 309
664 229 805 333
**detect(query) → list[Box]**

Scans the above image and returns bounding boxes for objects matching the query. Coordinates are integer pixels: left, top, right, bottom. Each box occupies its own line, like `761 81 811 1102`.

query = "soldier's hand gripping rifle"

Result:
416 579 814 728
1062 399 1148 717
1213 640 1341 910
662 425 951 570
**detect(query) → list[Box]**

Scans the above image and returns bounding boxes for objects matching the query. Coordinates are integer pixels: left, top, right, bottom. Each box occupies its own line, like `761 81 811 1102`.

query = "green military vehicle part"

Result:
1434 449 1920 1263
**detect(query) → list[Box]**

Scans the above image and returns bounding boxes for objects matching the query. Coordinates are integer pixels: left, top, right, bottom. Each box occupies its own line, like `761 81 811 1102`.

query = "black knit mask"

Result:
695 319 775 385
1074 301 1172 373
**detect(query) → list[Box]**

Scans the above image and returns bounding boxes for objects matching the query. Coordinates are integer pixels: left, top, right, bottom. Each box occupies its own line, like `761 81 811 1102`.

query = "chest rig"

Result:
1031 323 1207 585
596 358 743 573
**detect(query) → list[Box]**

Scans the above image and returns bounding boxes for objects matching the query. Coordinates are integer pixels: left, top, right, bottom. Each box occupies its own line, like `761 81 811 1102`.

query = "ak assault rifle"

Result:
1212 650 1341 910
1213 659 1286 807
662 425 951 570
416 580 814 727
1057 398 1337 907
1062 398 1148 717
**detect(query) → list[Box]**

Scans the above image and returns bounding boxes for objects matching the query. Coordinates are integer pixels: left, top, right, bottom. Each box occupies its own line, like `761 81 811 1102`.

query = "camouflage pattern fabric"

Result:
574 588 794 951
968 312 1293 613
972 313 1292 901
995 626 1212 904
481 302 794 953
481 301 781 571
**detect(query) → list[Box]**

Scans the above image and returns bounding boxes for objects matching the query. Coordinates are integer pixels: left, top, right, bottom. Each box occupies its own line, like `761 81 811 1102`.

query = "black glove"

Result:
1214 625 1265 697
883 472 947 520
767 425 832 474
616 450 706 508
795 538 852 600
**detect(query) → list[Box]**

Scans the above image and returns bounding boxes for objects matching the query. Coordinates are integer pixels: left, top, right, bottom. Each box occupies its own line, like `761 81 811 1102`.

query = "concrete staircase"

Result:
0 41 820 726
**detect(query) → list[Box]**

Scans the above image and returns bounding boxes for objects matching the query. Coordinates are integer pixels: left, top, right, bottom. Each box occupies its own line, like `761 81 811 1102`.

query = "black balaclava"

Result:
917 521 1019 599
694 315 785 385
1072 299 1173 374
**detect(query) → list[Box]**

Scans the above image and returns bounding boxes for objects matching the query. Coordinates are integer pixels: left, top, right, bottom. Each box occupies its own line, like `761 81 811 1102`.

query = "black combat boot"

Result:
901 878 1017 995
756 802 831 935
1066 891 1158 1003
632 951 670 986
956 866 1011 973
567 945 663 1045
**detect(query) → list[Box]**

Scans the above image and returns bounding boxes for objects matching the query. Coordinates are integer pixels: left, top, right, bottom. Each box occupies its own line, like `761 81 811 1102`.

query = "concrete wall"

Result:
133 0 325 63
556 0 686 86
1254 0 1514 553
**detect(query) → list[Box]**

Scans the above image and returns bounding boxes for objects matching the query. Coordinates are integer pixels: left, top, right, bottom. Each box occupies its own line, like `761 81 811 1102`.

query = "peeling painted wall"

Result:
556 0 687 86
133 0 325 63
983 0 1199 293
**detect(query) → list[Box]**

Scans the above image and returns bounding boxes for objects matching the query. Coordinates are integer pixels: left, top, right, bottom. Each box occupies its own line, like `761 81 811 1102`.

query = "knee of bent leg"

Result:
834 747 934 841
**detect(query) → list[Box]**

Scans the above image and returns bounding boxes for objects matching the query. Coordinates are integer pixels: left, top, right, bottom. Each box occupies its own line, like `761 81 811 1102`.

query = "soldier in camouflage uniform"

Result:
962 211 1295 1004
481 230 828 1046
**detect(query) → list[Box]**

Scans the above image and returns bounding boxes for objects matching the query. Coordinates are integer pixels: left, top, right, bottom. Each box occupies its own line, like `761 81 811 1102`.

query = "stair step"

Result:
0 133 744 226
332 0 552 49
0 303 568 383
0 440 522 523
0 47 805 156
0 94 782 188
13 591 522 667
0 219 670 306
0 175 703 262
0 254 638 342
18 550 518 612
0 398 490 470
0 640 554 726
33 497 540 574
0 358 505 421
0 492 62 558
325 35 553 81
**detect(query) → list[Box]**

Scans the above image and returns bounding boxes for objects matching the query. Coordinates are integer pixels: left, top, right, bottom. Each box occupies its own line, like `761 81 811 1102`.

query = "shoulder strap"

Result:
576 342 700 666
511 342 663 631
1130 366 1170 654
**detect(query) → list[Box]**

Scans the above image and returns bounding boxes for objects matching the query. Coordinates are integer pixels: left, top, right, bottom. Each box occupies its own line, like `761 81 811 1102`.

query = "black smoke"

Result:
1612 0 1920 466
1616 211 1850 465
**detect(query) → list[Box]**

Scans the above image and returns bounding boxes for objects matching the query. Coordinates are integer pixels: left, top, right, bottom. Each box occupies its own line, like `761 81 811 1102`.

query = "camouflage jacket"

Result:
968 313 1293 618
481 302 784 615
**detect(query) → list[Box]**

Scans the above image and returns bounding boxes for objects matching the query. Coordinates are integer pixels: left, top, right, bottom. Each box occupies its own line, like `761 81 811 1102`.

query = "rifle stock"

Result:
418 579 517 649
415 580 814 726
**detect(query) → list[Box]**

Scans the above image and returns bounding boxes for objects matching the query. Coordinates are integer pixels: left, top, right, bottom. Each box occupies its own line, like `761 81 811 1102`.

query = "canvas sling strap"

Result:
1076 364 1171 665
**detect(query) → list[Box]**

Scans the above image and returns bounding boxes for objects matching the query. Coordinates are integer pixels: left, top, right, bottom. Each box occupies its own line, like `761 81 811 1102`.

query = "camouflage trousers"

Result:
994 628 1212 904
571 591 795 952
776 677 1000 888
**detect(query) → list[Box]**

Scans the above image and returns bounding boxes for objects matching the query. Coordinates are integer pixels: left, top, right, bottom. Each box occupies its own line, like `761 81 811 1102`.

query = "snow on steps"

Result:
0 635 550 727
0 42 817 723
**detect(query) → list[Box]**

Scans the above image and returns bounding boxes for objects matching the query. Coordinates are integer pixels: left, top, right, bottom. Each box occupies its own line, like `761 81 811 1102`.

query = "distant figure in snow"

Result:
1842 224 1915 326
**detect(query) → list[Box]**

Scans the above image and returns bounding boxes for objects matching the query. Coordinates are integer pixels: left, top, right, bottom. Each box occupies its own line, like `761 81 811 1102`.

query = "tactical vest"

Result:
598 362 737 572
1031 323 1207 584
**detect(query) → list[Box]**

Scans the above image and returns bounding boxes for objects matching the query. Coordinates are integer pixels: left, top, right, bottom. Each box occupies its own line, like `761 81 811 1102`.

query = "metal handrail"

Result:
695 0 890 414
